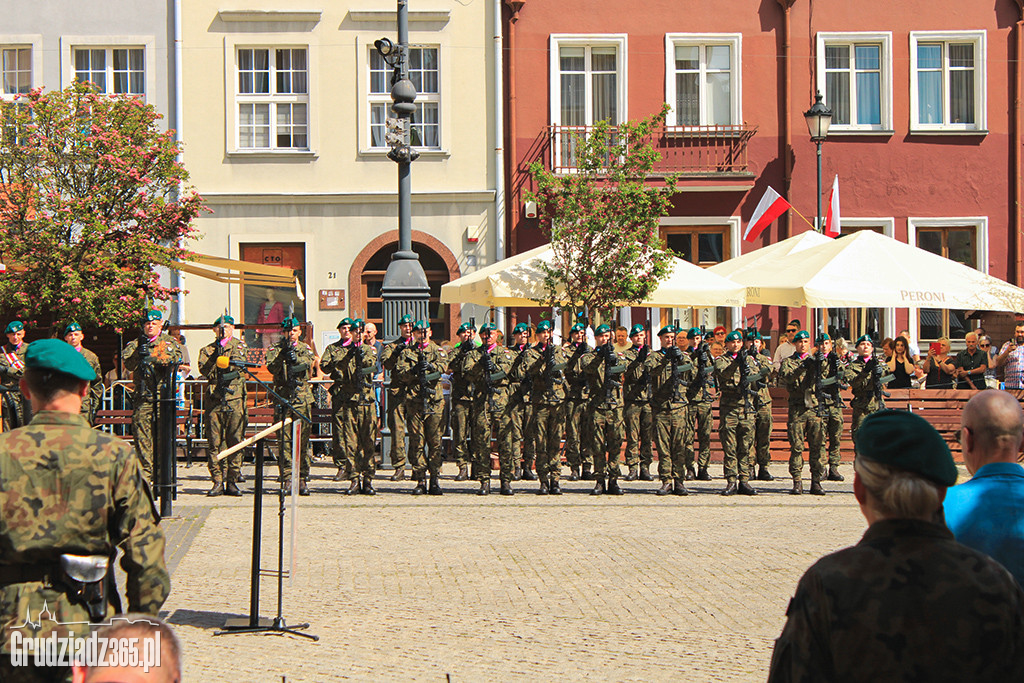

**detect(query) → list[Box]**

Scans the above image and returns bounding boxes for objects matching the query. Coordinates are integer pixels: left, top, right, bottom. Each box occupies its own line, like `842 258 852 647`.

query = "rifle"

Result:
867 355 895 408
737 347 761 415
214 346 237 399
416 345 431 413
479 343 507 413
510 343 532 404
356 339 375 393
599 342 626 404
568 341 590 399
281 338 305 392
665 343 692 403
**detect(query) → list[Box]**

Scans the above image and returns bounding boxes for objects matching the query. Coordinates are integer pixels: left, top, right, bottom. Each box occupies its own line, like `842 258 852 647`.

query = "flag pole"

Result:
788 206 817 230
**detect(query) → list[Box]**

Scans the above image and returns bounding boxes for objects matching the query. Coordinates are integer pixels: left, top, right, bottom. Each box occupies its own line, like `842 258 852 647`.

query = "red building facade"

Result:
504 0 1024 346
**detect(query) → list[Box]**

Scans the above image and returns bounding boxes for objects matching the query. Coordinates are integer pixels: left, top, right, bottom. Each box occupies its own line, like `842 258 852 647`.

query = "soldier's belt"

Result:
0 563 60 586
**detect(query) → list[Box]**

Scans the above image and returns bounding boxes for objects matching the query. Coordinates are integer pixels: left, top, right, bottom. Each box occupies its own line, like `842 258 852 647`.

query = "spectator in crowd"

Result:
712 326 727 346
981 335 998 385
880 337 895 362
709 341 724 358
923 337 956 389
952 331 988 390
834 337 853 362
768 410 1024 682
772 319 800 370
886 336 916 389
71 614 182 683
103 351 128 388
944 390 1024 585
899 328 921 363
996 322 1024 390
613 325 631 354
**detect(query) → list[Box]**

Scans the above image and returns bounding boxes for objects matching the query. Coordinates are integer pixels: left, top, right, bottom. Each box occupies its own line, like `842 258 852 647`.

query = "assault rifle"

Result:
214 347 238 398
867 355 895 408
666 343 692 402
281 338 306 392
416 345 436 413
568 340 590 399
691 328 715 402
738 347 766 415
810 347 844 417
600 342 625 403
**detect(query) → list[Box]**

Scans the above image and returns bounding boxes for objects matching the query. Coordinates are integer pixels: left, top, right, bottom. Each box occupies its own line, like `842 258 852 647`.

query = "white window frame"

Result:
222 34 318 158
815 32 892 134
60 36 156 105
233 46 310 152
909 31 987 133
549 34 628 127
367 44 441 150
0 36 41 100
664 33 742 129
906 216 988 344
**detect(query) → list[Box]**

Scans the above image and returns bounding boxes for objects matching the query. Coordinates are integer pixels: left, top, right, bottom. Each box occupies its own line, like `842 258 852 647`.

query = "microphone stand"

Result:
215 363 318 641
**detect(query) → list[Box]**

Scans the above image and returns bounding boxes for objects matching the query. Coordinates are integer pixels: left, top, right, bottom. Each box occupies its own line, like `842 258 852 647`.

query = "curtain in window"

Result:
917 44 942 124
675 45 699 125
706 45 731 125
825 46 851 125
591 48 617 124
855 45 881 125
949 44 974 124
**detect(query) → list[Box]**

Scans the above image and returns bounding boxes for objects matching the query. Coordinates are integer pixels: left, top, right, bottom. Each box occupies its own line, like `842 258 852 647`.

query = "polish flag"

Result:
824 175 841 238
744 186 792 242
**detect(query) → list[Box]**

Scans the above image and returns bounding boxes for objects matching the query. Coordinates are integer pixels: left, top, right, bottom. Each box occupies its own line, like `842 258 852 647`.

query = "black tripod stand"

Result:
215 366 318 640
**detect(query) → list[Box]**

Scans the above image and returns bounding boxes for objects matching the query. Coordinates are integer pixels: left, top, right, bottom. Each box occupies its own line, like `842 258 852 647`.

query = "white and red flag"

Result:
824 175 841 238
744 186 792 243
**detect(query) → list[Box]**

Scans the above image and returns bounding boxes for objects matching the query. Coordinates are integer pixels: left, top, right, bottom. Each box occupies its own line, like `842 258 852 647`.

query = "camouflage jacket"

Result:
76 346 104 420
448 341 478 403
0 411 170 651
507 343 534 406
123 333 184 402
321 340 377 405
524 342 568 406
468 343 516 412
768 518 1024 683
0 342 27 389
622 345 652 405
198 337 248 406
752 350 773 409
684 343 717 404
714 351 763 407
394 341 449 407
379 336 413 398
582 343 626 410
266 340 315 404
779 352 819 409
644 347 692 410
562 341 591 402
844 355 891 412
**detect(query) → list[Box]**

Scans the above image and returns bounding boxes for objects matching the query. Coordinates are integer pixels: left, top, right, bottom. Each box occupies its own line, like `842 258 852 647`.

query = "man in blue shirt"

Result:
944 390 1024 585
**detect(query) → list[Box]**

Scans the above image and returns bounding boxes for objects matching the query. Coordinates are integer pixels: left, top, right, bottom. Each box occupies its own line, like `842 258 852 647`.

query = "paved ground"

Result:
151 456 912 682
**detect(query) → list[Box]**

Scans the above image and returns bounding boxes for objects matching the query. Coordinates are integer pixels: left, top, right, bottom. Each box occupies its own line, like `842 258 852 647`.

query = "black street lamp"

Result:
376 0 430 341
803 91 833 233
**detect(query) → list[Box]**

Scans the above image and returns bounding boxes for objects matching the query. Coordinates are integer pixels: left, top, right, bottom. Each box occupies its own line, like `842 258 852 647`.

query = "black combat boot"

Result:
513 463 523 481
673 480 689 496
624 464 639 481
522 463 538 481
477 479 490 496
790 479 803 495
333 467 347 482
412 475 427 495
298 479 310 496
500 480 514 496
225 481 242 497
738 481 758 496
346 478 361 495
568 466 580 481
428 474 443 495
537 478 549 495
684 466 696 481
697 467 712 481
581 463 594 480
391 468 406 482
639 464 654 481
606 477 623 495
549 477 562 495
757 465 774 481
657 481 673 496
809 480 826 496
207 482 224 497
455 464 470 481
361 475 376 496
591 477 606 495
721 479 738 496
827 465 845 481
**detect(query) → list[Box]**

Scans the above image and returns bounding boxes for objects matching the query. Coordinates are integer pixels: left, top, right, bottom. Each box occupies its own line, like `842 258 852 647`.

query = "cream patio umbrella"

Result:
711 229 1024 311
707 230 833 280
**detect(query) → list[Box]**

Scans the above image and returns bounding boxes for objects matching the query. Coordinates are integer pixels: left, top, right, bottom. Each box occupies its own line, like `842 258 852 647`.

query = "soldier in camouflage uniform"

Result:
768 410 1024 683
524 320 568 494
321 318 357 484
61 322 103 425
0 320 29 431
778 330 826 495
645 325 692 496
683 327 715 481
395 319 449 495
197 315 248 497
380 313 414 480
448 322 477 481
506 323 534 480
582 324 626 496
266 317 316 495
713 331 760 496
562 322 591 481
0 340 170 683
123 310 183 484
322 318 379 495
622 323 654 482
815 333 847 482
843 334 893 443
744 330 775 481
468 323 517 495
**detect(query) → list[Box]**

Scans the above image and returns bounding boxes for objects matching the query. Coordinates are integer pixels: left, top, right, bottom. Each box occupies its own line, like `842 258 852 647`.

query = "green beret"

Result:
352 318 364 330
457 322 473 334
63 322 83 336
213 315 234 326
629 323 646 337
854 410 958 487
744 329 759 341
856 334 874 345
793 330 810 341
281 317 300 330
413 319 429 332
25 339 96 382
570 322 586 333
725 330 742 342
658 325 677 337
816 332 831 344
398 314 414 325
594 324 611 335
146 309 163 322
5 321 24 334
512 323 529 335
338 317 353 329
537 320 553 332
479 322 497 333
686 327 701 339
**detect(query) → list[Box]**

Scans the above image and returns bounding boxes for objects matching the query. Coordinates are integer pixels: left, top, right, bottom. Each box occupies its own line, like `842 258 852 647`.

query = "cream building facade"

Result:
181 1 498 353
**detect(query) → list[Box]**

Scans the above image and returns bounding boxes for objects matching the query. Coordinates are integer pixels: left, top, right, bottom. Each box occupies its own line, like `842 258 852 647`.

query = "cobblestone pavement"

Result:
156 459 924 682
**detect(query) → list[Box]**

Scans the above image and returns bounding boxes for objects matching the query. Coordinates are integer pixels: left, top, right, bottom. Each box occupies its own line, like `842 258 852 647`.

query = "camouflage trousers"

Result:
449 399 473 467
276 401 312 481
753 402 773 469
387 390 407 469
787 406 825 481
337 402 378 479
132 402 156 483
719 402 754 482
653 405 689 482
206 401 246 484
624 402 653 467
563 398 590 469
406 399 444 478
588 406 624 479
684 401 713 471
821 403 844 467
850 402 881 443
531 403 564 481
471 402 514 482
509 402 533 468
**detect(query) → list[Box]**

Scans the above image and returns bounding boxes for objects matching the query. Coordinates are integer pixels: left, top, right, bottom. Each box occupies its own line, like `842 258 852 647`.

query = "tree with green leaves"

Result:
0 82 203 329
527 106 677 324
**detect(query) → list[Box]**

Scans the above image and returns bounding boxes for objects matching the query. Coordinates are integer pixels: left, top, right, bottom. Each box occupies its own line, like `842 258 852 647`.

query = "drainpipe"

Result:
172 0 185 325
504 0 523 328
776 0 796 336
1015 1 1023 285
493 0 506 329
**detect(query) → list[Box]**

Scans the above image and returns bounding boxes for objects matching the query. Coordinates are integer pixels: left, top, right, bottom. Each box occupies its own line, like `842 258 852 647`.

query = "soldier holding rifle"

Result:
468 322 517 495
622 323 654 482
713 330 760 496
0 320 29 431
815 332 848 482
449 322 477 481
380 313 414 480
395 320 449 495
265 317 316 495
684 327 716 481
744 329 775 481
562 321 591 481
844 334 894 441
645 324 692 496
525 320 568 494
507 322 534 480
198 314 248 496
582 323 626 496
779 330 826 495
61 322 103 426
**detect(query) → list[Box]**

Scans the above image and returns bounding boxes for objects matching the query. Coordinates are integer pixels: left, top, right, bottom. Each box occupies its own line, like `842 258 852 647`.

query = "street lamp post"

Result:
376 0 430 341
803 91 833 232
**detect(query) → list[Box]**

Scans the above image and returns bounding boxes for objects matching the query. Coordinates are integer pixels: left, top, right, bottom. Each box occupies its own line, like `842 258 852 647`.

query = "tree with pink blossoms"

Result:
527 106 677 325
0 82 204 329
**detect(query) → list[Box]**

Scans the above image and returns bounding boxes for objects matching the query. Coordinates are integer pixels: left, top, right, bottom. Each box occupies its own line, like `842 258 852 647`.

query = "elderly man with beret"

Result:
769 410 1024 682
61 322 103 425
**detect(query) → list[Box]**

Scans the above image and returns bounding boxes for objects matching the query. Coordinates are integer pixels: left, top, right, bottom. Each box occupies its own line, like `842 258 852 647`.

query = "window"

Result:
665 34 741 127
910 31 986 132
661 225 732 330
236 47 308 150
239 243 306 349
369 46 439 148
816 33 892 132
73 47 144 96
1 47 30 97
915 226 977 341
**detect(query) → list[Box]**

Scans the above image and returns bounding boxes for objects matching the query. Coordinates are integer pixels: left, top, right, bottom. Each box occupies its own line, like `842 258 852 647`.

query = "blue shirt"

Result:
943 462 1024 586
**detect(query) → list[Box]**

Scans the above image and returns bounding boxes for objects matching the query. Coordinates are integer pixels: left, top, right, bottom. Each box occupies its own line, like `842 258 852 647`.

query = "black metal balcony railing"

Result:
546 124 756 176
